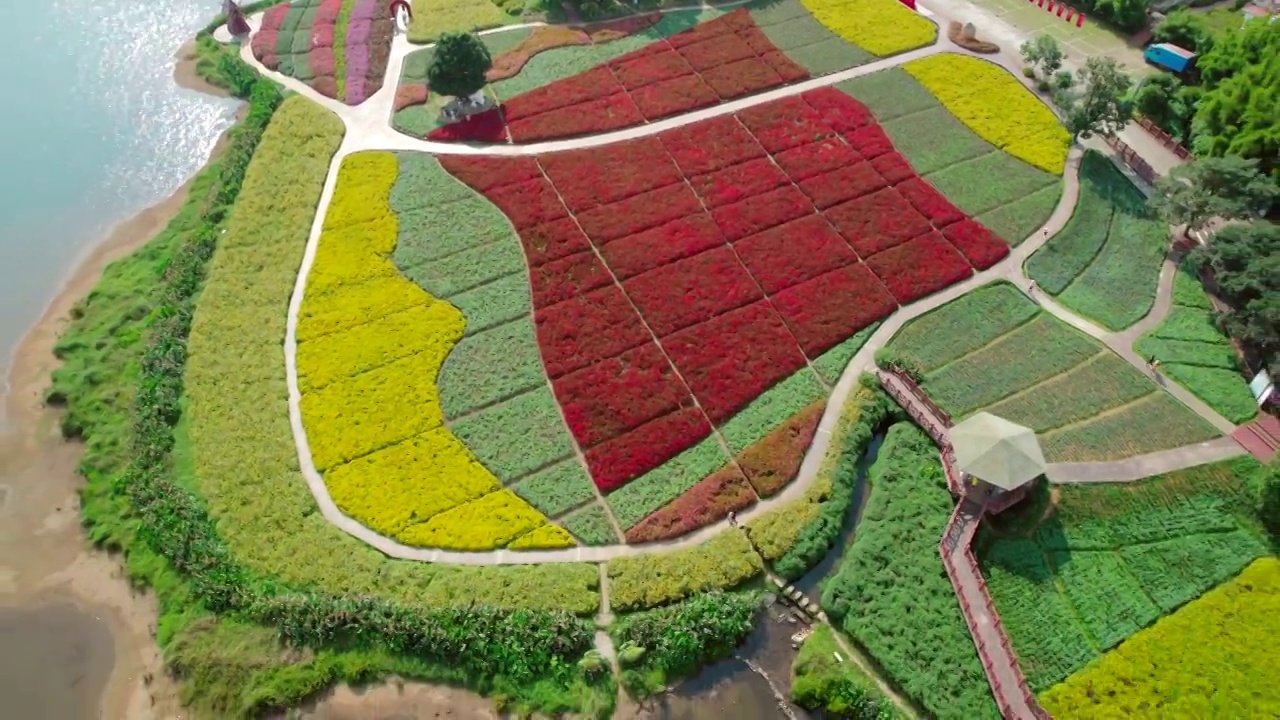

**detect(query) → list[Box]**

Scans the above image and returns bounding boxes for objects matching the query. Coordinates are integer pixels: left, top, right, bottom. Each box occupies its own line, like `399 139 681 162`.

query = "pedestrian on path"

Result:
1028 280 1038 297
727 511 738 528
1043 228 1050 242
1148 355 1162 376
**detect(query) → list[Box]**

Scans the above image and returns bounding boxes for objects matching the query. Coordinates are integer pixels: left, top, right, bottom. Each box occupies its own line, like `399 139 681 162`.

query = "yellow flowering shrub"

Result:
401 490 551 550
509 524 578 550
608 530 763 611
800 0 937 57
297 151 553 550
904 54 1070 174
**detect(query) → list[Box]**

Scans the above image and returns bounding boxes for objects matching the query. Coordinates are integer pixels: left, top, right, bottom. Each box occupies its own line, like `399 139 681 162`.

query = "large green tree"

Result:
1020 34 1065 78
427 32 493 99
1190 20 1280 177
1152 9 1215 53
1190 222 1280 360
1059 56 1133 140
1149 156 1279 239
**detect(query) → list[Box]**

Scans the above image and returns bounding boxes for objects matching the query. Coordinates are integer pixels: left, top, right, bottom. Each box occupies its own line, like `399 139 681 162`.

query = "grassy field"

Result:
1040 557 1280 718
839 68 1062 246
1135 264 1256 424
886 281 1221 461
978 458 1273 691
1026 151 1166 330
822 423 998 719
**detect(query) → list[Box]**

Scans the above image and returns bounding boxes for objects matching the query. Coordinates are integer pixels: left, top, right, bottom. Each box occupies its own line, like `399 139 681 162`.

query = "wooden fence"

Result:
1137 116 1193 160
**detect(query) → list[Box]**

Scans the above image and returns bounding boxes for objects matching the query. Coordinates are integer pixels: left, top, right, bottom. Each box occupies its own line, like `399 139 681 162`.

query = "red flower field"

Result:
442 88 1014 494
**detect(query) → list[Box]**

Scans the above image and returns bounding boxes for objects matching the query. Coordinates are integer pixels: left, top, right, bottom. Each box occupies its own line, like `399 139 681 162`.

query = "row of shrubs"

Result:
95 38 600 708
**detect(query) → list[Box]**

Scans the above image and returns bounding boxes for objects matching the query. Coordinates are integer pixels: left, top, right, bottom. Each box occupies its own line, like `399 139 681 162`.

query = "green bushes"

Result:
607 531 762 611
612 590 762 699
746 380 895 580
792 625 901 719
822 423 997 719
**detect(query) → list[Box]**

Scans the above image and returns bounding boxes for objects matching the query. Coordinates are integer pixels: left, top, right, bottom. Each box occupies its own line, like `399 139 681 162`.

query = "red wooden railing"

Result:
1104 136 1158 185
1137 116 1193 160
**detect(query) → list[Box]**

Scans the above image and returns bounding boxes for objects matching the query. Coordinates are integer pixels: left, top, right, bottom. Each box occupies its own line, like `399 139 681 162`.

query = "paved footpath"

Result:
220 14 1242 567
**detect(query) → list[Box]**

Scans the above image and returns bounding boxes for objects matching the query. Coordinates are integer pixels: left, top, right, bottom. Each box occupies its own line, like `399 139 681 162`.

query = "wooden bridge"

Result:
878 368 1049 720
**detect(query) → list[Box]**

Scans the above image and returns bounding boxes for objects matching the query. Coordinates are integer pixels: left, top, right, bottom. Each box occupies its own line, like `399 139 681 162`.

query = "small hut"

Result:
224 0 251 38
948 412 1046 503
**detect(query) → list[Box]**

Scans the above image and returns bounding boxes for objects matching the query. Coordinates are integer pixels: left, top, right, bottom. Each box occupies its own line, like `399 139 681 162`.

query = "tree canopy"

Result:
1190 222 1280 362
1152 9 1215 54
1149 156 1279 237
1190 20 1279 177
1060 56 1133 140
427 32 493 99
1020 34 1065 78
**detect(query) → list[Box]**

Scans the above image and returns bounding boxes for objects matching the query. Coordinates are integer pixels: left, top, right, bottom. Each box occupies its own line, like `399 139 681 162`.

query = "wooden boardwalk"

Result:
878 369 1050 720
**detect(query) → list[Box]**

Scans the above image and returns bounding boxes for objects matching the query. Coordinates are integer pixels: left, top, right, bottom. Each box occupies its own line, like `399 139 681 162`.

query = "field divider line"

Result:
918 310 1045 378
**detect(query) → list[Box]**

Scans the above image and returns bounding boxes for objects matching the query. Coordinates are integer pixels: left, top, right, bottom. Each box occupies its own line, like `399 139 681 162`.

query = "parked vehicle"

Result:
1143 42 1197 73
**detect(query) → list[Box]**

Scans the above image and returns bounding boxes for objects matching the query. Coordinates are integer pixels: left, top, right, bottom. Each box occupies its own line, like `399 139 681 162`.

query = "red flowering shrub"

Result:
597 215 726 280
737 401 825 497
519 217 593 266
554 342 694 448
577 182 702 242
676 33 757 71
528 250 613 307
763 51 811 83
426 109 508 143
824 188 932 258
734 215 857 294
770 264 899 355
738 96 836 153
712 185 814 242
485 177 568 230
701 56 785 100
260 3 289 32
870 151 916 185
393 83 428 112
659 115 766 176
802 88 874 134
736 25 779 54
507 92 645 142
942 219 1009 270
624 465 756 542
502 66 623 121
539 137 682 213
309 47 337 77
438 155 542 192
663 301 809 423
688 157 790 208
609 49 695 90
775 138 863 182
797 161 886 209
586 408 713 491
666 11 738 47
896 177 967 227
844 124 895 159
631 74 720 120
535 284 650 378
865 232 974 305
311 75 338 99
622 246 763 337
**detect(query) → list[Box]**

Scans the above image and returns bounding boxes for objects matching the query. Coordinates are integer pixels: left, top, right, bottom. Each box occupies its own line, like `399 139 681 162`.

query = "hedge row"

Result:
102 70 597 703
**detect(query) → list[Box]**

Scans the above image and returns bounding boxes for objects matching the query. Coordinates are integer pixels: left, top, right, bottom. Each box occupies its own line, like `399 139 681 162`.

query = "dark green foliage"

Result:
1191 20 1280 177
1153 9 1215 53
822 423 997 720
1134 73 1200 142
1019 34 1064 78
428 32 494 98
1150 156 1279 238
1060 56 1133 140
772 388 895 580
1190 222 1280 361
1063 0 1148 32
611 591 761 699
792 625 901 719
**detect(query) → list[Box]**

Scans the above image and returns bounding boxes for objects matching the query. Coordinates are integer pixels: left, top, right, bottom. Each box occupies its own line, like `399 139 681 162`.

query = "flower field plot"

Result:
1040 557 1280 718
1135 264 1256 424
796 0 936 57
887 281 1220 461
823 423 998 719
184 98 602 615
1026 151 1166 331
979 457 1271 691
252 0 393 104
440 90 1014 536
406 0 515 43
838 66 1062 246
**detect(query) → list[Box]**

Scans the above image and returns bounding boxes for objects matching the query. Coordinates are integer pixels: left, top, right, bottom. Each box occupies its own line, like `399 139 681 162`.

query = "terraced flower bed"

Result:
886 282 1221 461
979 458 1271 692
1025 151 1166 331
252 0 393 104
395 0 913 143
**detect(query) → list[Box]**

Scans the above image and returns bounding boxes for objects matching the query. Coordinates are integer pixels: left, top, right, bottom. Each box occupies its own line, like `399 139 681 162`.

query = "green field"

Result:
887 281 1220 461
1135 265 1257 424
1026 151 1166 330
979 458 1272 691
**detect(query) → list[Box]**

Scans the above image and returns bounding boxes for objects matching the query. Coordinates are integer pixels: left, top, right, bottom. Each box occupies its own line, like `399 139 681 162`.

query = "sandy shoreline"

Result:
0 49 238 720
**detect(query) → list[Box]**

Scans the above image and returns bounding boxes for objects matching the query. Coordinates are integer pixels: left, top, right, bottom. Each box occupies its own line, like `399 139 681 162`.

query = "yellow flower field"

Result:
509 524 578 550
297 151 565 551
800 0 937 57
1041 557 1280 718
904 54 1070 174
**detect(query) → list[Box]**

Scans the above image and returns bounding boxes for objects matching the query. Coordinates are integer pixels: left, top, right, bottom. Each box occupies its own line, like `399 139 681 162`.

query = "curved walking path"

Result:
216 13 1243 566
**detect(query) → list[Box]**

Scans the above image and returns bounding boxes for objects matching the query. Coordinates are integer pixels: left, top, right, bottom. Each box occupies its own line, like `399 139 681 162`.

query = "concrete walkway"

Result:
213 14 1243 567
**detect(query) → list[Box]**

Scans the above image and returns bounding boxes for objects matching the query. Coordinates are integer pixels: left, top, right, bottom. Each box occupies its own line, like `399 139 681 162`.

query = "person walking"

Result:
727 511 738 528
1028 280 1038 297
